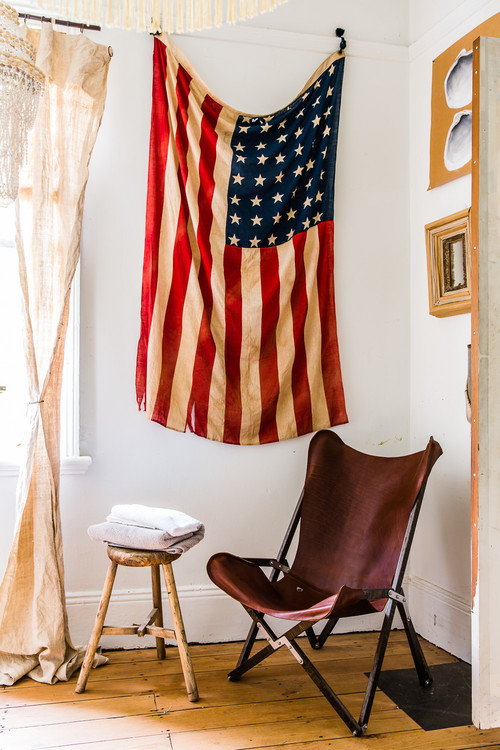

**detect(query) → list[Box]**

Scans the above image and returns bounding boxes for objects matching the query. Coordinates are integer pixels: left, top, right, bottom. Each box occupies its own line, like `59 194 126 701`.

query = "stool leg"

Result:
151 564 166 660
162 562 199 702
75 560 118 694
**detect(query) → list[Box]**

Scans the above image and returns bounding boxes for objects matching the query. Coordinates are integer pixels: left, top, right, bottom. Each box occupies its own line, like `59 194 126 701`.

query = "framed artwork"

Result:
429 13 500 190
425 209 471 317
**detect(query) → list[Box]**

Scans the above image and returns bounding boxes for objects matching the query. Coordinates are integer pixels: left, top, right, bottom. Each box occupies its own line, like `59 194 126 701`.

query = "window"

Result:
0 204 25 463
0 204 90 475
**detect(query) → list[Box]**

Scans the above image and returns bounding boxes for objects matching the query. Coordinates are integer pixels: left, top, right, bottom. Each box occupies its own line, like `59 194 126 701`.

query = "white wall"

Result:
407 0 500 663
0 1 412 648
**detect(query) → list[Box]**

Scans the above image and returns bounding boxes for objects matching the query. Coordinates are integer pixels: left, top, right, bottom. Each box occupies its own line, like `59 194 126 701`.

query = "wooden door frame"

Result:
471 34 500 729
470 38 479 633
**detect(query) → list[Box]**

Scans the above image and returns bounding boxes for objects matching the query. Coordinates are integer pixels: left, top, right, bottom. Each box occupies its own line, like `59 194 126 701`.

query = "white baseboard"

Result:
68 577 470 657
407 576 471 663
66 583 399 651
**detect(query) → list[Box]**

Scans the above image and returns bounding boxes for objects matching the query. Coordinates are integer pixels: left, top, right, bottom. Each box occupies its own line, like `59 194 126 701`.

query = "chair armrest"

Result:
244 557 291 574
361 588 391 600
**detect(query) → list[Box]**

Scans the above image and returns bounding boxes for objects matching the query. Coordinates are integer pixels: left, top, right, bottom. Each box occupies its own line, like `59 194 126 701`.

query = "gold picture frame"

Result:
425 208 471 317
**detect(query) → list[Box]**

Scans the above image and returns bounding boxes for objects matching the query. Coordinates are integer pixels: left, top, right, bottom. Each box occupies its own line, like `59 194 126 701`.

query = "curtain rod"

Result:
18 12 101 31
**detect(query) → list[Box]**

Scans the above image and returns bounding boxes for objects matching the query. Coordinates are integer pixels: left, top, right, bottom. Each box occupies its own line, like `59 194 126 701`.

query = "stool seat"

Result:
107 545 181 567
75 543 198 702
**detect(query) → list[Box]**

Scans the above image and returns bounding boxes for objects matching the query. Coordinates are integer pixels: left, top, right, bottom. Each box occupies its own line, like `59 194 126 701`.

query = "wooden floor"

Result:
2 631 500 749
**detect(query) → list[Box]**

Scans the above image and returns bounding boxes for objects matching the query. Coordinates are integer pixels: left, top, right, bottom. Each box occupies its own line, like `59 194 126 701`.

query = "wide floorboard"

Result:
1 631 500 749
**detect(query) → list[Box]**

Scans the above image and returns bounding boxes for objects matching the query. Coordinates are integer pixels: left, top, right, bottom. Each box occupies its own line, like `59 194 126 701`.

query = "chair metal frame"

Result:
226 481 433 737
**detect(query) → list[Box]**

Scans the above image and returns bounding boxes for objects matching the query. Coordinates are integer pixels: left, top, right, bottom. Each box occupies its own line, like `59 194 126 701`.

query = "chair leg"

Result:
229 601 426 737
229 641 277 680
233 609 364 736
151 565 166 660
314 616 339 649
396 597 432 687
358 599 398 731
235 621 259 669
75 560 118 694
305 625 319 649
162 562 199 703
291 637 364 736
230 609 310 680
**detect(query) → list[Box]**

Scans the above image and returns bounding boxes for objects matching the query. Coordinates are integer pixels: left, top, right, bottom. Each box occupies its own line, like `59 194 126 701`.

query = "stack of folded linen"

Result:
88 504 205 553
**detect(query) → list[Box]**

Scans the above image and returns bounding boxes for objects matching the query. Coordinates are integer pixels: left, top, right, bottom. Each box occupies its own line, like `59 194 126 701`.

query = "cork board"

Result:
429 13 500 190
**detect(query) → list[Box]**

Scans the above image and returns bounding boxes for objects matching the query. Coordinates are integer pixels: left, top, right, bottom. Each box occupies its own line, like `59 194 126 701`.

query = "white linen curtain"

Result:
0 23 110 685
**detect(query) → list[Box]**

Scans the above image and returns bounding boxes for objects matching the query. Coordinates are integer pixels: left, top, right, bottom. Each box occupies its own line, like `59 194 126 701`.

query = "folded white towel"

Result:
106 504 202 536
88 521 205 554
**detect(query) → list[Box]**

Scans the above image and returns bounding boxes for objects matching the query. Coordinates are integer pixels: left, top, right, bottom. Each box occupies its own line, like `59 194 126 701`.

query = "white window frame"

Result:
0 224 91 478
59 264 92 475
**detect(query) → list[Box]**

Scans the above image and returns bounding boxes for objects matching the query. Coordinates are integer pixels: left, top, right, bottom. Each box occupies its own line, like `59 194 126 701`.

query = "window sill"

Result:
0 456 92 478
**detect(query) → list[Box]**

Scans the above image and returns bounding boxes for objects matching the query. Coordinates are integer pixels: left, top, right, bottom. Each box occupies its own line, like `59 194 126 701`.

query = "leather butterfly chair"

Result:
207 430 442 736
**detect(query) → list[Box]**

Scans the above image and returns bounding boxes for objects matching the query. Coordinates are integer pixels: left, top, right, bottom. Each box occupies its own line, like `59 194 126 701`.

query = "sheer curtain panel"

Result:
0 23 110 685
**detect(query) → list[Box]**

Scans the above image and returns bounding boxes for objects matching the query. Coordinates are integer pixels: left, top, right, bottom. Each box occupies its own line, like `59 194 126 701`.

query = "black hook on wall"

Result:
336 27 347 52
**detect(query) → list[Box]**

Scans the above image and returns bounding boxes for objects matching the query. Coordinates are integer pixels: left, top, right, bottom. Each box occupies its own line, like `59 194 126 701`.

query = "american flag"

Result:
136 36 348 445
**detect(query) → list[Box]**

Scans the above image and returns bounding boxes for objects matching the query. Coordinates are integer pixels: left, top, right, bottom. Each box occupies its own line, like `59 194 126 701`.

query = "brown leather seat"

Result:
207 429 442 736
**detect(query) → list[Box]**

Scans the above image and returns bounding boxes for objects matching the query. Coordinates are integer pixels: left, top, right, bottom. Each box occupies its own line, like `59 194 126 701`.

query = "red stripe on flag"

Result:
186 94 223 437
317 221 348 425
151 63 193 427
136 38 170 410
290 232 313 436
258 245 280 444
223 245 243 444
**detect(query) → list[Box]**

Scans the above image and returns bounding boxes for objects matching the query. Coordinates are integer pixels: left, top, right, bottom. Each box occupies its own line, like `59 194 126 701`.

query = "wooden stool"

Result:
75 545 198 701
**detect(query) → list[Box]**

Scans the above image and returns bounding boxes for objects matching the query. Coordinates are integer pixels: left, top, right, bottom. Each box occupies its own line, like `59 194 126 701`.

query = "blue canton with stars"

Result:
225 55 344 249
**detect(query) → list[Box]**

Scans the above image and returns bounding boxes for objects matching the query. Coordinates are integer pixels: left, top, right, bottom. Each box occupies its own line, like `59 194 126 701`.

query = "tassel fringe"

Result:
194 0 203 29
35 0 289 33
227 0 237 23
214 0 222 26
114 0 121 25
203 0 210 28
168 0 174 31
151 0 160 32
175 0 183 32
185 0 193 31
